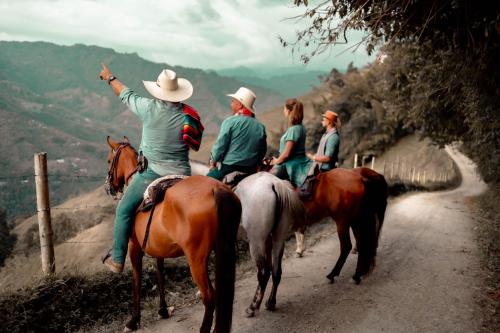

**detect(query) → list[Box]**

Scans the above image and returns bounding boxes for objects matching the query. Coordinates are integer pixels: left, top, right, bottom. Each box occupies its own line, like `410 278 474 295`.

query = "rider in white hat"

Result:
99 63 197 273
208 87 267 180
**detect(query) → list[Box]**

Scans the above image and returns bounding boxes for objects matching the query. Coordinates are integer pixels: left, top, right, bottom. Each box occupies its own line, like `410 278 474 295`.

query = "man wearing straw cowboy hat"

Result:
98 63 200 273
208 87 267 180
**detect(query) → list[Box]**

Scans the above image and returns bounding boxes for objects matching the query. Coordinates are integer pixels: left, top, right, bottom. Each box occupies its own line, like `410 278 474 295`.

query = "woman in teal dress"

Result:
270 98 312 187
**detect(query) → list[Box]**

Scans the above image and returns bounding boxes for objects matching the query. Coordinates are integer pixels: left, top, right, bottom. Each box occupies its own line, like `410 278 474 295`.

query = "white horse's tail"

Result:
270 179 306 231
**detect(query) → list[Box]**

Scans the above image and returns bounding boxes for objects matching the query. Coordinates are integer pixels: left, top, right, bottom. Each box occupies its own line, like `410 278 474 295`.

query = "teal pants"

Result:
112 168 160 264
207 163 257 181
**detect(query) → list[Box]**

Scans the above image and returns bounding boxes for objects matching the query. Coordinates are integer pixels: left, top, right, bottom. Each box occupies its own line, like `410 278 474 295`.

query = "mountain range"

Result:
0 41 326 218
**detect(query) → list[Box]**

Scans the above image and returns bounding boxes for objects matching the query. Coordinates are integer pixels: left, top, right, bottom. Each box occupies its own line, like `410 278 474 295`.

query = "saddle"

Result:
137 175 188 252
297 166 321 200
138 175 189 212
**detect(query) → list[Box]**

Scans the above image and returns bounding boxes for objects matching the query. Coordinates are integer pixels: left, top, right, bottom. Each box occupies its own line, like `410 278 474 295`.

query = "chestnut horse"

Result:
295 167 388 284
105 136 241 333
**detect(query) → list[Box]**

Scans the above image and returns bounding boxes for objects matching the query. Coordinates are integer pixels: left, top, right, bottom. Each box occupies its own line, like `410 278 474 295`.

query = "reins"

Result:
106 142 138 196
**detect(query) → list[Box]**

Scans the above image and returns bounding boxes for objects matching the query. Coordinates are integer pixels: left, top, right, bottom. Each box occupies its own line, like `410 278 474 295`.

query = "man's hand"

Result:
306 152 315 161
99 63 113 81
270 156 279 165
209 159 216 169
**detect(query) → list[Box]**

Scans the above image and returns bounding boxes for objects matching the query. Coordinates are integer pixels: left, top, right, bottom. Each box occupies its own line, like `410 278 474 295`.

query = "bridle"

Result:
105 142 138 197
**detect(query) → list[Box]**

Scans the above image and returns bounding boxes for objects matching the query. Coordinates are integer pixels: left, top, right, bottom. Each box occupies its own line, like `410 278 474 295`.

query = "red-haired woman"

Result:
270 98 312 187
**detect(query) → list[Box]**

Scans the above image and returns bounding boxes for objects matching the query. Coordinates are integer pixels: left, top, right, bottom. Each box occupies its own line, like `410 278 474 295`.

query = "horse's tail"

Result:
214 188 241 333
357 173 388 277
271 179 306 230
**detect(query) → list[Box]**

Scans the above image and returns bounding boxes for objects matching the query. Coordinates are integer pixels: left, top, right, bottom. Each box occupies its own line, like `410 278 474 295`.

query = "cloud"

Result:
0 0 374 70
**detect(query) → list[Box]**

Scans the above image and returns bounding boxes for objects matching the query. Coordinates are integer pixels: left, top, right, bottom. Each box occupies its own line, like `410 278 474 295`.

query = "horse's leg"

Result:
246 236 272 317
156 258 170 319
326 220 352 283
351 227 359 254
125 241 143 332
295 226 306 257
350 223 364 284
186 253 214 333
265 236 286 311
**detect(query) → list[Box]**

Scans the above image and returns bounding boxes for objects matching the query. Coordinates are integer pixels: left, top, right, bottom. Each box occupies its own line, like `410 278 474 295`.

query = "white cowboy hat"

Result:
227 87 256 112
143 69 193 102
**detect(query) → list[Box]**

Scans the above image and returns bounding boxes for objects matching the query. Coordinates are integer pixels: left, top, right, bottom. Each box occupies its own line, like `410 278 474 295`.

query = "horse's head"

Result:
105 136 138 198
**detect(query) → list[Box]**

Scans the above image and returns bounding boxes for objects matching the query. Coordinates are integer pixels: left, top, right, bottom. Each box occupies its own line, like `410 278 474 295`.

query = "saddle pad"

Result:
138 175 189 212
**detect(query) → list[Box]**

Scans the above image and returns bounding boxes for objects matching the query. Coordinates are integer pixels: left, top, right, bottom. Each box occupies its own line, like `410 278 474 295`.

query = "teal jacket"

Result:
211 114 267 167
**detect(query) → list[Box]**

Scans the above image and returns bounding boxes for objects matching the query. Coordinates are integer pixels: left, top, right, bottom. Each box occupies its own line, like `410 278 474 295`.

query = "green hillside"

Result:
0 41 286 218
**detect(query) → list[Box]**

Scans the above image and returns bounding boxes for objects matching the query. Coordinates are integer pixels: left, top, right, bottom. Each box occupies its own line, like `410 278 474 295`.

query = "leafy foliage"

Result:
287 0 500 183
302 63 414 166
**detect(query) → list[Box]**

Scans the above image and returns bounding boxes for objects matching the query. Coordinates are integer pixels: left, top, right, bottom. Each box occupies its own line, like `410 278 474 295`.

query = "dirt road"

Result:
141 146 487 333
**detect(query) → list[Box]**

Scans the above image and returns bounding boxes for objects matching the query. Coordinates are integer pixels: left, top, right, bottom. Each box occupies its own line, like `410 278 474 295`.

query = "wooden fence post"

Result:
34 152 55 275
371 156 375 170
354 154 358 168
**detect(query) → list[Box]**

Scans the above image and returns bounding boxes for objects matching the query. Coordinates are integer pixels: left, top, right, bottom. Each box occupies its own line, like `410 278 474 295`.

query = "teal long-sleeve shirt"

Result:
210 114 267 167
119 88 191 176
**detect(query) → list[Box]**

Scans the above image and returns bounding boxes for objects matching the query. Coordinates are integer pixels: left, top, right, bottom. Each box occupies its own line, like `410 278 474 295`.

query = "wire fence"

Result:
1 171 115 248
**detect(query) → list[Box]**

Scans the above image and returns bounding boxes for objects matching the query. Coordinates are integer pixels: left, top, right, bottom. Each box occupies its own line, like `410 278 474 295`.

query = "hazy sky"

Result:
0 0 374 71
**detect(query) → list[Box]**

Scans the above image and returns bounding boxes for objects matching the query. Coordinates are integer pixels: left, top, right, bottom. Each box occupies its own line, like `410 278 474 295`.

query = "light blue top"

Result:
279 124 307 157
119 88 191 176
278 124 311 186
211 114 267 166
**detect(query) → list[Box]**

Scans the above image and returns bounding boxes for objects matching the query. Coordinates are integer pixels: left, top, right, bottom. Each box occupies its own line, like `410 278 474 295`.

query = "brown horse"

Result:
105 136 241 333
294 167 388 284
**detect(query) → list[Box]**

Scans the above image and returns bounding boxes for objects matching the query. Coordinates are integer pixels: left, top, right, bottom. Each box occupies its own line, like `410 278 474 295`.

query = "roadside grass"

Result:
471 184 500 333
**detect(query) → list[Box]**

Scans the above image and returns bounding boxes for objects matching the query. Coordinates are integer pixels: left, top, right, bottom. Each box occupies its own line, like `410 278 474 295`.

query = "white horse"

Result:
190 161 305 317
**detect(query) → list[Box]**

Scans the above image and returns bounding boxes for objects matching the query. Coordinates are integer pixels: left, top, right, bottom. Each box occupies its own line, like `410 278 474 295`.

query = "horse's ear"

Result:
107 136 119 149
123 136 129 143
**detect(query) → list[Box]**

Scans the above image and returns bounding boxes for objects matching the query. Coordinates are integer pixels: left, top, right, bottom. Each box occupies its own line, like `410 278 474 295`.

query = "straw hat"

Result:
227 87 256 112
143 69 193 102
322 110 339 123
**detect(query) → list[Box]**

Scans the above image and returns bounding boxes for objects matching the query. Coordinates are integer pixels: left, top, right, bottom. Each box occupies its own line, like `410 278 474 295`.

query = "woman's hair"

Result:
285 98 304 125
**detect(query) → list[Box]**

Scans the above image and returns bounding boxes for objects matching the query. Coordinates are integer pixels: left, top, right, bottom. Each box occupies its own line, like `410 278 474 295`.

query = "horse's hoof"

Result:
295 251 303 258
124 318 139 332
326 274 335 283
157 306 170 319
245 307 255 318
352 275 361 285
124 324 137 333
265 301 276 311
351 248 358 254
